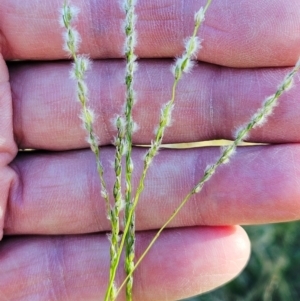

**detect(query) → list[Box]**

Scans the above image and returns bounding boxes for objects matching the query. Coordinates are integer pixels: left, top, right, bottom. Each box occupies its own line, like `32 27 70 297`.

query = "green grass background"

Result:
183 221 300 301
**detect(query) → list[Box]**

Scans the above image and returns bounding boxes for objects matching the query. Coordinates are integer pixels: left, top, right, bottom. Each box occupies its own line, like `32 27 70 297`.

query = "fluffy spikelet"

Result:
219 145 237 164
132 121 139 133
80 107 95 124
70 55 91 79
159 101 174 128
281 75 294 91
63 28 81 55
185 36 202 58
194 7 205 24
234 126 249 142
59 2 79 28
123 0 137 10
194 182 204 194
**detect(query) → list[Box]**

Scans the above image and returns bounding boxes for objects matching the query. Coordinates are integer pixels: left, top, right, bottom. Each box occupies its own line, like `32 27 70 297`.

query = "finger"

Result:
0 54 18 240
0 54 17 166
0 226 250 301
5 145 300 235
9 60 300 150
1 0 300 67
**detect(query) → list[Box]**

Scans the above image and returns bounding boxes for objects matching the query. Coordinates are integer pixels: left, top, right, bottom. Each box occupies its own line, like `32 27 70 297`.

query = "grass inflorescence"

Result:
60 0 110 215
60 0 300 300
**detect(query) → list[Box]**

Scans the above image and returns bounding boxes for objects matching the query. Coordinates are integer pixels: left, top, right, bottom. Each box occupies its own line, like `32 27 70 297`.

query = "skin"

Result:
0 0 300 300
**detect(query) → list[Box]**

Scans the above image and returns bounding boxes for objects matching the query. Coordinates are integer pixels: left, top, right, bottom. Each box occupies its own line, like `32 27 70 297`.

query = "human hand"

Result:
1 0 300 300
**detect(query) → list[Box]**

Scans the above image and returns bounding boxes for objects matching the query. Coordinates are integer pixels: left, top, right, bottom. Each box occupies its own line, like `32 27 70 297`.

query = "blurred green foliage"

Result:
184 221 300 301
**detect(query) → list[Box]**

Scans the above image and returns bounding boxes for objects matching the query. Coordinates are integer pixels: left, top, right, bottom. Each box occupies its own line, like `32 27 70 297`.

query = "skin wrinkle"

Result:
214 67 237 139
90 0 124 58
140 1 176 58
81 1 94 56
48 239 70 301
207 64 220 138
89 1 108 56
23 239 56 300
43 254 57 301
208 83 215 137
47 251 61 301
138 61 172 138
8 242 44 298
172 231 194 291
176 0 184 44
234 75 257 132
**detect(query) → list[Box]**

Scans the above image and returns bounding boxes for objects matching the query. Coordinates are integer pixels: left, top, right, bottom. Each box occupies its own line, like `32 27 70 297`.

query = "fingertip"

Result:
189 226 251 295
227 225 251 263
181 226 251 298
134 226 251 301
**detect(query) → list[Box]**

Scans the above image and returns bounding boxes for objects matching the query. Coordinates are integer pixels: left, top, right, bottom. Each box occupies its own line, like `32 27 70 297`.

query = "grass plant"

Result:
116 58 300 294
60 1 300 300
